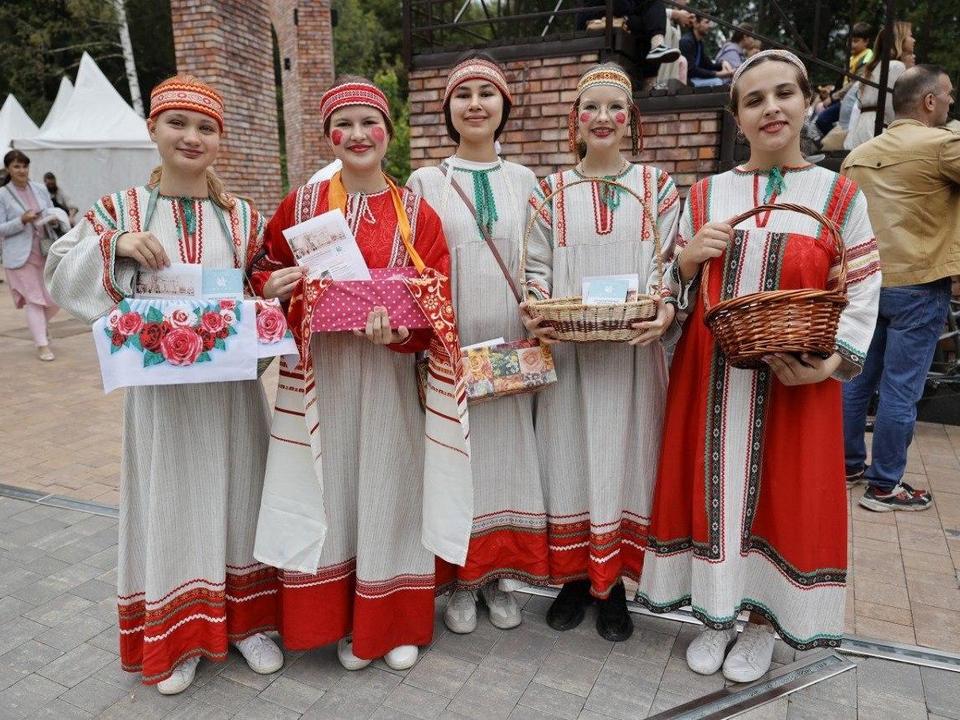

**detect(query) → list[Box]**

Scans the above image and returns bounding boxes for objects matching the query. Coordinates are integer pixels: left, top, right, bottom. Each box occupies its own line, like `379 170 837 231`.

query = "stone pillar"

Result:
271 0 337 188
169 0 283 212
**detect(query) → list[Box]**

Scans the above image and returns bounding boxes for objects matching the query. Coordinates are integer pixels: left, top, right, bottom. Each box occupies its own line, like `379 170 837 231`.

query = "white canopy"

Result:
14 53 158 212
39 77 74 133
0 94 39 155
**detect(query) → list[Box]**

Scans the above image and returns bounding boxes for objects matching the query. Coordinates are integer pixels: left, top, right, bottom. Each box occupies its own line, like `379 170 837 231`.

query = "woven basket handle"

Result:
700 202 848 313
521 176 664 298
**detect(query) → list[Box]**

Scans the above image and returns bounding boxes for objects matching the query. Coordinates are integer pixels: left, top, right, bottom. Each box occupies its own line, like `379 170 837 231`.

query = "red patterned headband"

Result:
443 59 512 105
149 78 224 131
320 82 391 129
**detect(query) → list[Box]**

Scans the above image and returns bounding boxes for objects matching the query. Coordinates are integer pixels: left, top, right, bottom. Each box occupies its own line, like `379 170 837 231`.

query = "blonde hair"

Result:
147 166 235 210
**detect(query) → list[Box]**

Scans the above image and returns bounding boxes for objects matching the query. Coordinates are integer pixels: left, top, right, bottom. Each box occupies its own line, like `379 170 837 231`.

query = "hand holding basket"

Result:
702 203 848 369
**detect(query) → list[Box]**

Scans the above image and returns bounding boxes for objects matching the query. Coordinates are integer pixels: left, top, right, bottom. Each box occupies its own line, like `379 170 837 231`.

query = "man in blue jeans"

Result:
841 65 960 511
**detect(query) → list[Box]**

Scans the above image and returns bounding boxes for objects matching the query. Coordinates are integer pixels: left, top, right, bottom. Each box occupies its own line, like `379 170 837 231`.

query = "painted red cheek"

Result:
371 127 386 143
331 130 343 146
615 112 627 125
579 112 592 124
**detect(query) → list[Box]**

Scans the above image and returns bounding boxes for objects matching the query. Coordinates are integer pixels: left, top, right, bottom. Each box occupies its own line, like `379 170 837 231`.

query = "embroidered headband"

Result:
731 49 809 91
149 76 225 131
320 82 391 130
568 65 642 157
443 58 513 106
575 66 633 102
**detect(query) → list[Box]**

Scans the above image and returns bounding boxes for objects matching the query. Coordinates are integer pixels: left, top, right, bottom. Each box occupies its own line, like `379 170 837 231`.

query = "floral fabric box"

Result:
310 267 432 333
461 338 557 403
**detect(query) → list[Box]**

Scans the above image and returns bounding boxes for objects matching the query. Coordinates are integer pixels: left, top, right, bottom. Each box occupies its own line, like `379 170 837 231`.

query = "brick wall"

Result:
271 0 336 189
410 54 722 195
170 0 284 213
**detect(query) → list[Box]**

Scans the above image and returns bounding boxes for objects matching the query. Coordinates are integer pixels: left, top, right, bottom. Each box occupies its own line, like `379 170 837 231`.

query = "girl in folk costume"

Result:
44 76 283 694
637 50 880 682
407 53 550 634
250 77 471 672
524 63 681 641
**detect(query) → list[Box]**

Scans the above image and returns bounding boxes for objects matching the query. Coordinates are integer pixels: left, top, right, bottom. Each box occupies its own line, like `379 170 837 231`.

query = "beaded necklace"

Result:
453 163 501 236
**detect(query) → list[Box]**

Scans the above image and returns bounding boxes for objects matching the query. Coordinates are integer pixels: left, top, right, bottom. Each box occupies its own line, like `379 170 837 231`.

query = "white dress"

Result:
407 156 550 590
845 60 906 150
527 163 681 598
44 187 277 684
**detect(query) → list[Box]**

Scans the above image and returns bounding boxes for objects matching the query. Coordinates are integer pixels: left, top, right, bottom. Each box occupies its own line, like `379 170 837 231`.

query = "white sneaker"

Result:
336 637 371 671
232 632 284 674
480 584 521 629
156 656 200 695
384 644 419 670
722 623 776 683
686 628 734 675
443 590 478 634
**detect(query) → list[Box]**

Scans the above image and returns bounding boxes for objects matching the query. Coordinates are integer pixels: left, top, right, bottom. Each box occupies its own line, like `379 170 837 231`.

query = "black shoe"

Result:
845 466 866 489
859 482 933 512
645 45 681 64
596 582 633 642
546 580 592 631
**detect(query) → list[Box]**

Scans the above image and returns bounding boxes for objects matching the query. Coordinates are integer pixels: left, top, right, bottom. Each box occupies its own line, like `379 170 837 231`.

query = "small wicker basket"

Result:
702 203 849 370
521 177 663 343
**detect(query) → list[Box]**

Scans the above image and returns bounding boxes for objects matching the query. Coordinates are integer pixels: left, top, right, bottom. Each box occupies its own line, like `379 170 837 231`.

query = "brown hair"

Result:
2 150 29 186
864 22 912 77
323 74 395 138
727 56 813 115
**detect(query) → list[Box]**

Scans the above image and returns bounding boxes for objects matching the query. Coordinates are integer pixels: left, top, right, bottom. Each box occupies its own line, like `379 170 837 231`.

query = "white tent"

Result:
39 77 74 133
0 94 39 156
14 53 158 212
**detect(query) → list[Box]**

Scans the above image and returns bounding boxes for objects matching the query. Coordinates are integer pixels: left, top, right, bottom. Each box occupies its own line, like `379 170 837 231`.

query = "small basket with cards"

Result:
702 203 849 370
521 177 663 343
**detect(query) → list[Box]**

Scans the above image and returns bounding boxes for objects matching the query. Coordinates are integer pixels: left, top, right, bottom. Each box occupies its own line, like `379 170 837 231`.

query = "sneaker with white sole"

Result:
845 466 866 489
337 637 372 671
156 655 200 695
722 623 776 683
859 482 933 512
479 584 521 629
233 632 284 674
646 45 682 64
384 644 419 670
444 589 478 634
686 627 734 675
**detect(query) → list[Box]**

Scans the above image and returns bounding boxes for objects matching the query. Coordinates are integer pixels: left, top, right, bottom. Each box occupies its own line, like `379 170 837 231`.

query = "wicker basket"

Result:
521 177 663 342
702 203 849 370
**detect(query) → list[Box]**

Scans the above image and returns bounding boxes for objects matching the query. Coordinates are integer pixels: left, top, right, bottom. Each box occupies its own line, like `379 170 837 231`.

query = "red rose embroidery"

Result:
111 330 125 347
164 307 194 329
159 327 204 366
219 299 237 311
257 306 287 343
139 322 168 352
200 311 227 335
116 311 144 336
199 330 216 351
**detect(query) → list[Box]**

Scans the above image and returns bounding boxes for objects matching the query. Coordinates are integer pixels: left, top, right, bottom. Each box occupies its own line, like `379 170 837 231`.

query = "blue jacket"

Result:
0 180 53 269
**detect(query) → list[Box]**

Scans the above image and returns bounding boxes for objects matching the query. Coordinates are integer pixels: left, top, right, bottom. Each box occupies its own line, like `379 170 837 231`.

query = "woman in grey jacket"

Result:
1 150 59 360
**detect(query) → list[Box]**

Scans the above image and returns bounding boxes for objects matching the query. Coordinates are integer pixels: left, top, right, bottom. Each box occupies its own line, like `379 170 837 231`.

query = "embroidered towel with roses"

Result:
92 297 298 393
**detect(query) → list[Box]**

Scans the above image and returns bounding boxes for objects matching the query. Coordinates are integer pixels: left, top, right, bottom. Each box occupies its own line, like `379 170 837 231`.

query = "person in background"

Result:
656 0 696 87
814 21 874 138
844 22 913 149
577 1 682 67
680 14 734 87
714 24 757 71
0 150 59 361
842 64 958 512
43 172 78 225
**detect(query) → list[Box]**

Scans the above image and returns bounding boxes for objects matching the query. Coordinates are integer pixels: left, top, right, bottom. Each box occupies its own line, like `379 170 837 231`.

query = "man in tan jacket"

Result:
841 64 959 512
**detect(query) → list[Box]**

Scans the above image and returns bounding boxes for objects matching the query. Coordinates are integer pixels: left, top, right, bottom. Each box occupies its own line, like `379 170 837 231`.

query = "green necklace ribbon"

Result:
455 165 499 236
762 166 786 203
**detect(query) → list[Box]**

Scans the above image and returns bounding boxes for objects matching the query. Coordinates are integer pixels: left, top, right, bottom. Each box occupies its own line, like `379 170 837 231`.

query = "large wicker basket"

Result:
521 177 663 343
703 203 848 369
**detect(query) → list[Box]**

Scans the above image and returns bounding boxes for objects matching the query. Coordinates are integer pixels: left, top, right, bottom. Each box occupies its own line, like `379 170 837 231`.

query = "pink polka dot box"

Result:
310 267 433 332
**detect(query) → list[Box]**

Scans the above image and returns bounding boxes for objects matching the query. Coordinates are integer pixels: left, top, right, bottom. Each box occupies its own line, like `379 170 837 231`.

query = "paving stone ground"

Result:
1 496 958 720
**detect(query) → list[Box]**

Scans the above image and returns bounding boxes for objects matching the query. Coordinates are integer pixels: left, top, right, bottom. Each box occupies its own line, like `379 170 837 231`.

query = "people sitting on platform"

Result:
813 21 874 140
679 14 734 87
655 0 695 87
714 23 758 71
577 1 682 66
